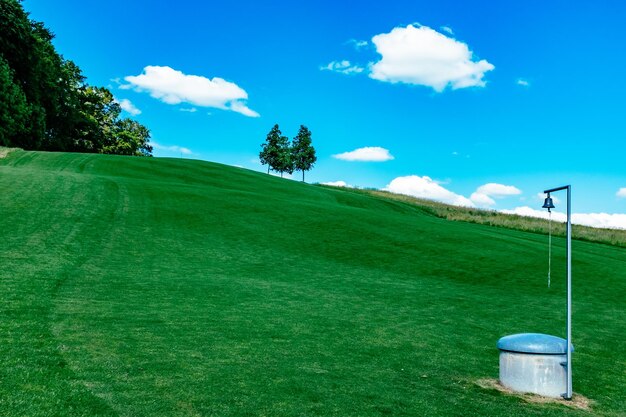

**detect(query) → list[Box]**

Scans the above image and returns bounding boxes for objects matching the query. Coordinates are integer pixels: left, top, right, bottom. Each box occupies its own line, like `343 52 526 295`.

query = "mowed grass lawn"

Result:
0 150 624 416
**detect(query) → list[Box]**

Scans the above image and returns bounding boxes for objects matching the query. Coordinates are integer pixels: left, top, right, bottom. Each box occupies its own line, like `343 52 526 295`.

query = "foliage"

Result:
260 124 316 179
0 0 152 155
259 124 292 176
291 125 316 182
272 133 293 177
0 150 624 416
105 118 153 156
0 55 29 146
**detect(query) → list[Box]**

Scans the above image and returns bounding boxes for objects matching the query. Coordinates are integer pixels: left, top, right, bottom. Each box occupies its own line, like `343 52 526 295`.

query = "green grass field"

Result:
1 149 624 416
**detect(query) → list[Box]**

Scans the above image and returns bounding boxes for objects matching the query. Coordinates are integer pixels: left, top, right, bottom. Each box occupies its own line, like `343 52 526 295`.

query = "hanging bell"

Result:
542 195 555 210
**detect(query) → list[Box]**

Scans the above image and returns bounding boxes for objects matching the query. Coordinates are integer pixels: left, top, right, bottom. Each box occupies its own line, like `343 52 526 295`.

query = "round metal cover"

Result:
497 333 573 354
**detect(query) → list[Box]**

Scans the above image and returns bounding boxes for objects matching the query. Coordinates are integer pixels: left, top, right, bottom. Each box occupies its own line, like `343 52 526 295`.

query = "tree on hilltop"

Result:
273 133 293 177
260 124 292 177
291 125 316 182
104 119 153 156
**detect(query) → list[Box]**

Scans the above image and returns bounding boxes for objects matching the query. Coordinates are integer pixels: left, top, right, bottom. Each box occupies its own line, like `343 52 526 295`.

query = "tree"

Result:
0 0 56 149
0 0 153 156
260 124 284 174
74 86 121 152
104 118 153 156
291 125 316 182
273 133 293 177
0 55 30 146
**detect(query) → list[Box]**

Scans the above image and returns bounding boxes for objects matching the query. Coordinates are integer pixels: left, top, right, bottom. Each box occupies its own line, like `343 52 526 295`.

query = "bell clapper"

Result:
542 192 556 289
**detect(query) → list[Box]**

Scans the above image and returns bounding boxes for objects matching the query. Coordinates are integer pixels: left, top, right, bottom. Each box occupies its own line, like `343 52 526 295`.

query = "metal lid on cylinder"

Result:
497 333 574 355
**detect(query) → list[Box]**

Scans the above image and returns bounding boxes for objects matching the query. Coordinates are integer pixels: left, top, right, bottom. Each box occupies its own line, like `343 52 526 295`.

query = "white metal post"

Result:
543 184 572 399
566 185 572 399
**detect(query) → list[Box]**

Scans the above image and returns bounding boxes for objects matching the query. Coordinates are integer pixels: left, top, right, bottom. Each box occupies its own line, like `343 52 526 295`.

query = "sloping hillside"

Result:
0 150 624 416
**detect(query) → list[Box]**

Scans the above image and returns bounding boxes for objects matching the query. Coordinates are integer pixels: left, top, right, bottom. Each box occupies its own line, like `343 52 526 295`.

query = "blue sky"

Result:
25 0 626 227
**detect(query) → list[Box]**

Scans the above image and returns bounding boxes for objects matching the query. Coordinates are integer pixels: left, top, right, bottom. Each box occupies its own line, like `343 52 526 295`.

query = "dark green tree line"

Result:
0 0 152 156
259 124 316 181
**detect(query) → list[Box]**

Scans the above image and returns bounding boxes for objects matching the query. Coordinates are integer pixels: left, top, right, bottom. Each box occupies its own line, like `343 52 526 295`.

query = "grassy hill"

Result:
0 149 624 416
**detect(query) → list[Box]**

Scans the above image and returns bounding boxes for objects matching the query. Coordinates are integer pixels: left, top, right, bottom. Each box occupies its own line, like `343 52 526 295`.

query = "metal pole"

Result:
566 185 572 399
543 184 572 399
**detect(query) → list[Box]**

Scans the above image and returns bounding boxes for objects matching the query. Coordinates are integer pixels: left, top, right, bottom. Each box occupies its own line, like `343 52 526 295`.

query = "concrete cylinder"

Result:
497 333 573 398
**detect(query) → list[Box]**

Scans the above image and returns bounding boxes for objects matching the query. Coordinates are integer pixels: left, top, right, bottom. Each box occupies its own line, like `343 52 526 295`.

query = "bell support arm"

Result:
544 185 570 194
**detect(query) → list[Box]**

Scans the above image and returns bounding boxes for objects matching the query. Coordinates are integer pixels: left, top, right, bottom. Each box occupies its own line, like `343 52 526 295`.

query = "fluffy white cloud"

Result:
476 183 522 197
617 188 626 198
123 66 259 117
369 24 494 91
116 98 141 116
320 60 364 75
151 141 193 155
229 101 259 117
179 107 197 113
333 146 394 162
384 175 475 207
501 206 626 230
470 183 522 207
321 181 353 188
470 192 496 206
516 78 530 87
501 206 557 221
440 26 454 35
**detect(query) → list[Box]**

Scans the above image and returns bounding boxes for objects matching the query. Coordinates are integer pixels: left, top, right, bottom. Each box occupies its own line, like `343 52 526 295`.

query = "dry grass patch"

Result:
0 147 15 158
319 186 626 248
475 378 594 412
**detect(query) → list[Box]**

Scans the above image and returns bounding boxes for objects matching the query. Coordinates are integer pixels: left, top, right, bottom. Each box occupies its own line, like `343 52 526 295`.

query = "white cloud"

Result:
470 192 496 207
320 60 365 75
440 26 454 35
368 24 494 92
333 146 394 162
501 206 626 230
617 188 626 198
115 98 141 116
321 180 353 188
470 183 522 207
123 66 259 117
347 39 369 49
383 175 475 207
476 183 522 197
574 213 626 229
516 78 530 87
151 141 193 155
501 207 561 221
179 107 197 113
229 101 260 117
